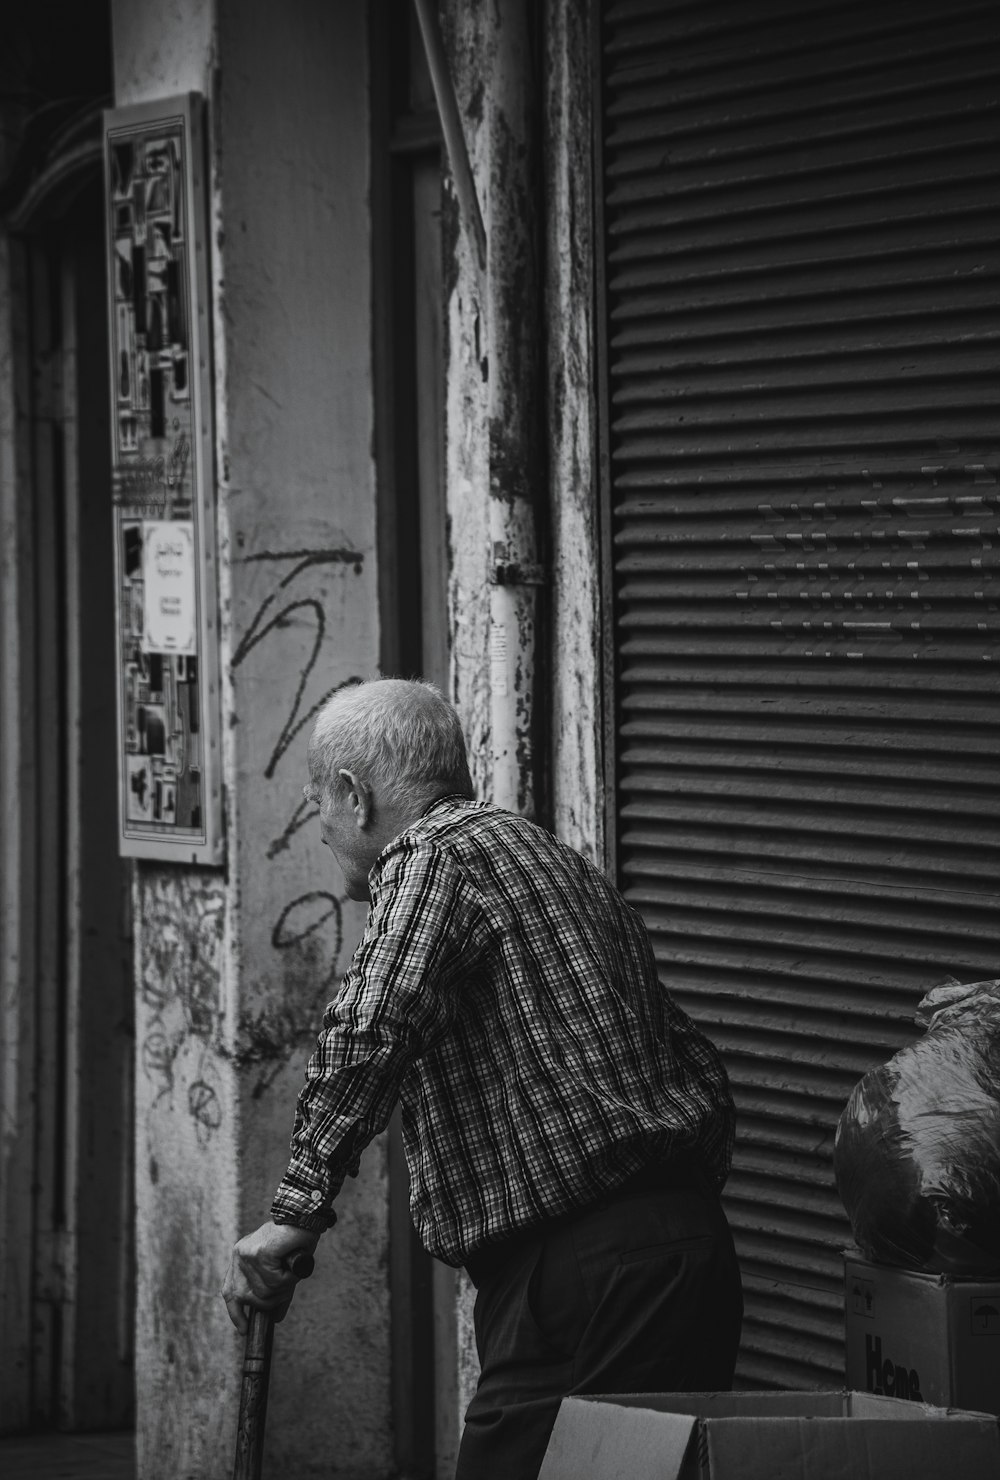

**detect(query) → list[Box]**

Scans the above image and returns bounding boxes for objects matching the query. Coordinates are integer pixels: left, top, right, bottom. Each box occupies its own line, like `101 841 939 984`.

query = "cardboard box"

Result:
538 1390 1000 1480
845 1252 1000 1416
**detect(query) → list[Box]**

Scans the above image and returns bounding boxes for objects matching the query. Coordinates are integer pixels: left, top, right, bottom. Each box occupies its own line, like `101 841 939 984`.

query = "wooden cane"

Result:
232 1249 314 1480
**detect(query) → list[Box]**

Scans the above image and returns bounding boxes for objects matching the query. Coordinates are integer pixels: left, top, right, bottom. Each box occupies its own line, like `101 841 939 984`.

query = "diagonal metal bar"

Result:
411 0 488 275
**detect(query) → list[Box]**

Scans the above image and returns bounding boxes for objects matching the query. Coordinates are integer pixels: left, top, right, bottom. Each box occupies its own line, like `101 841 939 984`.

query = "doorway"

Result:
371 2 452 1473
1 165 135 1432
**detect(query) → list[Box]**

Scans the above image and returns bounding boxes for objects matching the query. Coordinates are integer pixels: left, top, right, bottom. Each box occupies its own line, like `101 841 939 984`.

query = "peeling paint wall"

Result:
133 869 237 1478
437 0 492 1430
110 15 243 1479
439 0 601 839
545 0 604 865
440 1 491 801
115 0 603 1468
485 5 545 823
218 0 389 1469
437 0 605 1443
114 1 389 1475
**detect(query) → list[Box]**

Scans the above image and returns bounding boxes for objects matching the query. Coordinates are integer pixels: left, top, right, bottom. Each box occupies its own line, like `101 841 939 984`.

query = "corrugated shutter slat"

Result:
598 0 1000 1389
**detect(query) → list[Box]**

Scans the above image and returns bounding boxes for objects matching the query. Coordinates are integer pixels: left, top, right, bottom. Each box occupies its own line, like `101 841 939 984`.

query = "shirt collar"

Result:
420 792 472 820
366 794 471 893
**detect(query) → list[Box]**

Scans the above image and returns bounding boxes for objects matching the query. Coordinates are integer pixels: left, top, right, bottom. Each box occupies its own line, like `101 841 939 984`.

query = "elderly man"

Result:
223 677 742 1478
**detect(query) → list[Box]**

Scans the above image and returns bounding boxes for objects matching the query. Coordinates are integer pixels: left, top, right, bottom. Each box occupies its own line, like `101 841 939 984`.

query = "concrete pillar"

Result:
437 0 551 1437
544 0 604 865
112 2 391 1475
484 0 545 822
437 0 605 1443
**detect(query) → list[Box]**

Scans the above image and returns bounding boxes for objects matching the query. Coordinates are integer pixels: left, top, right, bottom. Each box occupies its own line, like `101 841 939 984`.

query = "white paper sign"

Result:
143 519 196 654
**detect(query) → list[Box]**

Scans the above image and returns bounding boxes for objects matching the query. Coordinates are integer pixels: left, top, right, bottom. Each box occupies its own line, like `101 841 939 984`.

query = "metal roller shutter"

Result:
595 0 1000 1389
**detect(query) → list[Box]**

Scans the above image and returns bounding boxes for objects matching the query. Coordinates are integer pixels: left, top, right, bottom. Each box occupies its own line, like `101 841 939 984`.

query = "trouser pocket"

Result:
618 1232 715 1265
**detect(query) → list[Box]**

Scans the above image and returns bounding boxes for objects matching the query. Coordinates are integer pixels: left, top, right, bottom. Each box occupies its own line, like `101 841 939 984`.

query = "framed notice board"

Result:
103 94 224 863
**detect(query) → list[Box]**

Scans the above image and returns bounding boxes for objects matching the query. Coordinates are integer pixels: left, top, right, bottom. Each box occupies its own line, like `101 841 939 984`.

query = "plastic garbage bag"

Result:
834 977 1000 1275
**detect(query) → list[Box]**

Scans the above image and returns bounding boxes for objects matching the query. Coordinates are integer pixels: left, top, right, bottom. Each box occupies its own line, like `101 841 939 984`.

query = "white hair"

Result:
308 678 474 811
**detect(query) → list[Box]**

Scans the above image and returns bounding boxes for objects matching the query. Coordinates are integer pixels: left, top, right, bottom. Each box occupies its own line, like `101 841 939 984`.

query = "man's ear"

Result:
338 769 372 828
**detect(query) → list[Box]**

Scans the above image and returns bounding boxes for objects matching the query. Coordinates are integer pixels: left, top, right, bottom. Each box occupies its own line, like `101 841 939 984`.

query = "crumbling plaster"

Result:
114 1 391 1475
114 0 604 1470
544 0 604 865
438 0 603 1440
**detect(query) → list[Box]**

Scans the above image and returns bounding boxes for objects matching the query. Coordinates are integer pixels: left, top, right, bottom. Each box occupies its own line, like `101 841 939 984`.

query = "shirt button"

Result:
310 1190 323 1204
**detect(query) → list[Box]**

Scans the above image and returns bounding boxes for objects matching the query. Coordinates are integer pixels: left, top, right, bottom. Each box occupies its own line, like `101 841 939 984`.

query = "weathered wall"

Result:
436 0 491 1433
113 1 389 1475
437 0 605 1442
110 16 239 1478
544 0 603 865
440 1 491 797
215 0 389 1472
132 870 237 1478
111 0 215 102
440 0 602 845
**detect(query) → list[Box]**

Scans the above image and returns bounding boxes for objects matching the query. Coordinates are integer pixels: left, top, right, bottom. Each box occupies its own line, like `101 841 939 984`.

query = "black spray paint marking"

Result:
188 1079 222 1134
232 892 350 1098
266 793 318 860
272 889 345 999
231 547 360 1093
232 546 365 779
241 547 365 582
141 1027 177 1104
272 890 344 958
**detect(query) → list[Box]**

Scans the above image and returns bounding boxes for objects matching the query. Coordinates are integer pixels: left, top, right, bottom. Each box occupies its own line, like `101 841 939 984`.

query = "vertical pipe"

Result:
412 0 487 280
414 2 547 1451
485 0 543 818
414 0 544 820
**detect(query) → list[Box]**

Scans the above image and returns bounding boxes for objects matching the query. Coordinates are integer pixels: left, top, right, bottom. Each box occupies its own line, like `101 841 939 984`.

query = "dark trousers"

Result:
455 1179 743 1480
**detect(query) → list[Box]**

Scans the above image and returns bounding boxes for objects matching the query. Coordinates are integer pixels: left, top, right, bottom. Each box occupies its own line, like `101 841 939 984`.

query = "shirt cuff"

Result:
271 1164 340 1230
271 1207 336 1235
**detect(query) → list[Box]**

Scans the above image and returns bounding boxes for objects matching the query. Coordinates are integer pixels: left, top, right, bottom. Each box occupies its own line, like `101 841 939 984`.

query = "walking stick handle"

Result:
232 1250 314 1480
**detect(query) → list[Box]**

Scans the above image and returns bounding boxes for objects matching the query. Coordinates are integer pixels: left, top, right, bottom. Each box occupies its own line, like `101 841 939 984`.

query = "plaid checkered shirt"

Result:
271 797 736 1266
